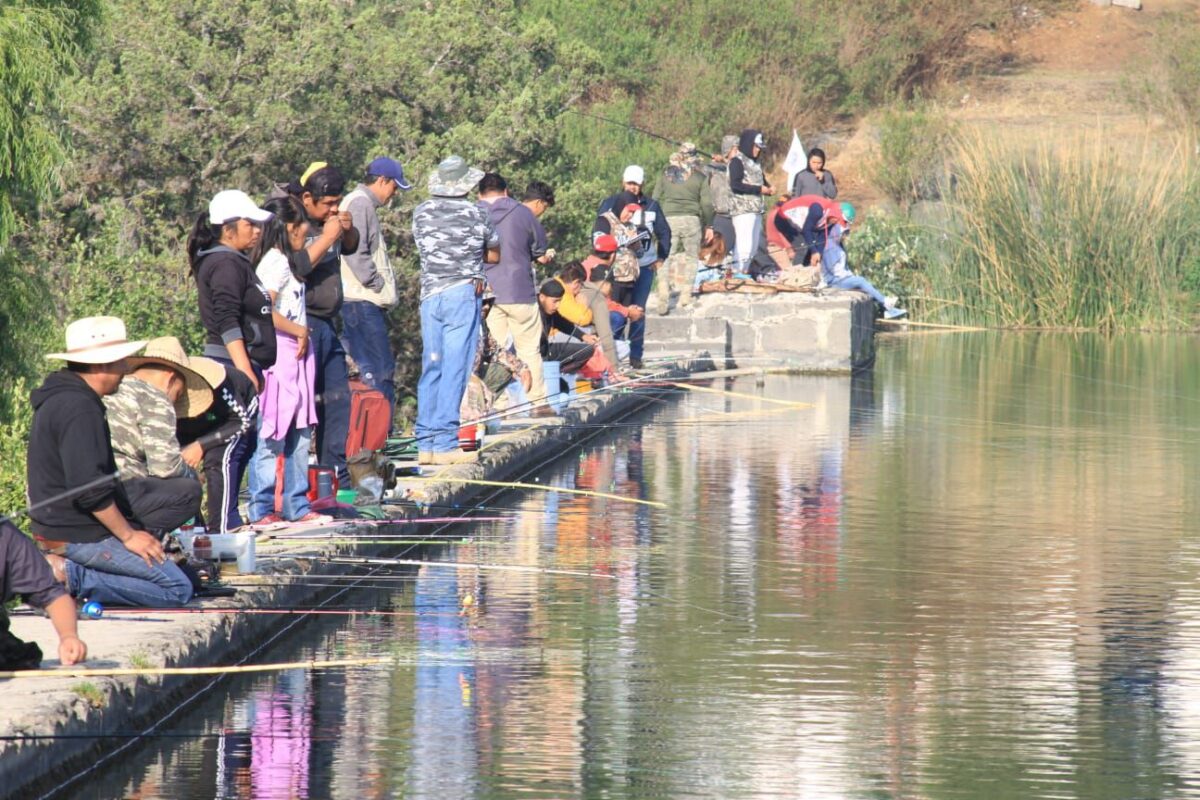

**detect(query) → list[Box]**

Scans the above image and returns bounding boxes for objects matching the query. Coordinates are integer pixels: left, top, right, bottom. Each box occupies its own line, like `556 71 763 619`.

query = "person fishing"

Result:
821 204 907 320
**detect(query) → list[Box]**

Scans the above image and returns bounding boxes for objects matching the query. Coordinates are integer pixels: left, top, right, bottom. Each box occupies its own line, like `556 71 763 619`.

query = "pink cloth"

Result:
259 332 317 440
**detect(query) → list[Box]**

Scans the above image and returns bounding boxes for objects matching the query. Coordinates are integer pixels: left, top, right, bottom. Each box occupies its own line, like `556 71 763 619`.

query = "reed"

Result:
918 128 1200 331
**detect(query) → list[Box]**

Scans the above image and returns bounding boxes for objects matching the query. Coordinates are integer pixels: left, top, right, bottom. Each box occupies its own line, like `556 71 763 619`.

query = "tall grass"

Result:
917 130 1200 331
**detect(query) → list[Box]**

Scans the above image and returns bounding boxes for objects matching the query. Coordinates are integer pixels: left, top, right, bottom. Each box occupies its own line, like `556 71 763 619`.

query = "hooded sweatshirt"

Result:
727 129 768 217
194 245 277 368
480 196 547 305
27 370 137 543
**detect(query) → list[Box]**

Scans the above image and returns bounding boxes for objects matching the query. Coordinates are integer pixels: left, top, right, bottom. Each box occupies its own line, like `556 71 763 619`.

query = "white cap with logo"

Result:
622 165 645 185
208 190 273 225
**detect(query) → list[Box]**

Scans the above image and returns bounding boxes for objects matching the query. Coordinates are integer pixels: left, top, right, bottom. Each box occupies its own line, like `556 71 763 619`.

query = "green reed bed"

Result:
917 131 1200 331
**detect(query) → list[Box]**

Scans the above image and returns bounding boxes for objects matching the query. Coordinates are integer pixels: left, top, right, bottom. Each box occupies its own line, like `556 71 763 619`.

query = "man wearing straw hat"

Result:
104 336 222 535
412 155 500 465
29 317 193 608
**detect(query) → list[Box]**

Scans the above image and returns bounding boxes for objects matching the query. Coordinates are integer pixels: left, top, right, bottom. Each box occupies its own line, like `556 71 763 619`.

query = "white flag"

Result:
782 129 807 194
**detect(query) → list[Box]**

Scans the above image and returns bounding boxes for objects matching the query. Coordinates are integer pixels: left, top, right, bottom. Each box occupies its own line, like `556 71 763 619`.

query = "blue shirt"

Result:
478 197 547 305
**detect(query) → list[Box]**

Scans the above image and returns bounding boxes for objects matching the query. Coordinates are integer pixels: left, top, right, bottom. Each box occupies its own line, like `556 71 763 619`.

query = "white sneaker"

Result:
884 307 908 320
884 295 899 308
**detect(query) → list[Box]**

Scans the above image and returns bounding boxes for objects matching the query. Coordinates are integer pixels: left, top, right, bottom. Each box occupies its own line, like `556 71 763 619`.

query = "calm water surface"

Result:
71 333 1200 799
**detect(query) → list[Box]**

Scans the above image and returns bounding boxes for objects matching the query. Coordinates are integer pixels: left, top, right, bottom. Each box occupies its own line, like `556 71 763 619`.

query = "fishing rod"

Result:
0 655 395 680
563 108 716 159
270 553 619 580
0 472 119 527
398 476 666 508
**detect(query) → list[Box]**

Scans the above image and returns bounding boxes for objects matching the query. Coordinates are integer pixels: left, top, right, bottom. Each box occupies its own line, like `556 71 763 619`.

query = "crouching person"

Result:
0 520 88 668
104 337 212 534
29 317 193 608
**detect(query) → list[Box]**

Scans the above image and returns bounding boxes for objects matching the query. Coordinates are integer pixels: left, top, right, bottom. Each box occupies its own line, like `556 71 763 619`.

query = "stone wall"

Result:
643 291 876 372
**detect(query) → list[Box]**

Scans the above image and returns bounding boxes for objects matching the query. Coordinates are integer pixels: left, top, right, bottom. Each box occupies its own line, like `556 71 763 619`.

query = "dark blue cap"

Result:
367 156 412 191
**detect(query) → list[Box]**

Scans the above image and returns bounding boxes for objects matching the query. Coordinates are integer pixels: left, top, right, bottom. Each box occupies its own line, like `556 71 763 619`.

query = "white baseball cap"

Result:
208 190 273 225
622 165 645 185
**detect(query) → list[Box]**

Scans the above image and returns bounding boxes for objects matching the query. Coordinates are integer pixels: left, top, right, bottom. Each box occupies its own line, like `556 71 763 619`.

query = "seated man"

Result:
175 357 258 534
104 337 213 534
537 279 600 376
553 262 594 329
0 520 88 668
578 264 624 379
30 317 193 608
822 204 907 320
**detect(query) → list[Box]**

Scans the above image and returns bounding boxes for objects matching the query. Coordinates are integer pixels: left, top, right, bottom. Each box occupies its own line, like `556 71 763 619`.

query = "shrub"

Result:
871 104 955 209
918 128 1200 330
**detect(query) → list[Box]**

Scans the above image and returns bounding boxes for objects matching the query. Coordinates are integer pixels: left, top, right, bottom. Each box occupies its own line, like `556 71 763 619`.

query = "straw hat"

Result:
46 316 147 364
187 357 231 390
127 337 216 418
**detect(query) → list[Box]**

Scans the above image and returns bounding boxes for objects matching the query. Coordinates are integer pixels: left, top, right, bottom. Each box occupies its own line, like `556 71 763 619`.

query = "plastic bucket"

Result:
543 360 564 412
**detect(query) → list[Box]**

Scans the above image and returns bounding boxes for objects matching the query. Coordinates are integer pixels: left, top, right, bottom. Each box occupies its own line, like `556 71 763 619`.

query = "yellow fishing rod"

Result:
399 476 666 508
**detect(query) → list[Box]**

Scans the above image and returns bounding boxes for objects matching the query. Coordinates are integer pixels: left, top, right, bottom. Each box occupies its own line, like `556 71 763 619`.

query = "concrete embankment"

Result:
0 371 694 800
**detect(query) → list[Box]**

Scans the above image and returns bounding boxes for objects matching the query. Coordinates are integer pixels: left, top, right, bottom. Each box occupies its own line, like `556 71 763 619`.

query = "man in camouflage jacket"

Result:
412 155 500 465
104 337 208 534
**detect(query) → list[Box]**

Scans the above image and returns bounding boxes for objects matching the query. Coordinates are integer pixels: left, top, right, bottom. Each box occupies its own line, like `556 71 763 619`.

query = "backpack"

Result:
345 380 390 460
601 211 641 283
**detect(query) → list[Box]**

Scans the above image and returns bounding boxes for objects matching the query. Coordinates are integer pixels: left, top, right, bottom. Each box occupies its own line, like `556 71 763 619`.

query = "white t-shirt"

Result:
255 249 306 326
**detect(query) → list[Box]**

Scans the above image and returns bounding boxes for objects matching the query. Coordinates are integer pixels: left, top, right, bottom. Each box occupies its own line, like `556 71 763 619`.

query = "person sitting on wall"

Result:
579 265 627 376
103 336 215 535
30 317 194 608
0 520 88 669
537 279 600 376
822 203 907 320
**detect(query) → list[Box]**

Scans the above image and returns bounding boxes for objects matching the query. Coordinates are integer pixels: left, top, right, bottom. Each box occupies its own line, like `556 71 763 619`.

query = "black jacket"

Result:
176 365 258 453
27 370 136 543
728 129 770 195
195 246 277 368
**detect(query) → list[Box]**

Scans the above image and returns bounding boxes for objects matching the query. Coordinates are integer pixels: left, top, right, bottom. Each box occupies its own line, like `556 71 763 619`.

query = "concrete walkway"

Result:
0 372 686 800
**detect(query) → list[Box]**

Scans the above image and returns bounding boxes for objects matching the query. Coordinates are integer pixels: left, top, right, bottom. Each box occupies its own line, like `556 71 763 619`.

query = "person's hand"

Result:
544 248 556 263
181 442 204 470
628 305 645 322
761 185 774 196
518 368 532 391
321 214 342 241
58 635 87 666
295 329 309 359
582 334 599 346
337 210 353 232
120 529 166 567
241 366 260 394
703 228 714 244
651 260 663 270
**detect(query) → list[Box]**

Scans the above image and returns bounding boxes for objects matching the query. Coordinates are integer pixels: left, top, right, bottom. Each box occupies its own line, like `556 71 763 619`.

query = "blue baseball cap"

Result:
367 156 412 191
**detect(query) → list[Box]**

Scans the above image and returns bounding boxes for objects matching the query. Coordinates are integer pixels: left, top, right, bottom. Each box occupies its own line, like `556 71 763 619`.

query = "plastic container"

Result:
178 531 255 573
335 489 358 505
543 360 565 413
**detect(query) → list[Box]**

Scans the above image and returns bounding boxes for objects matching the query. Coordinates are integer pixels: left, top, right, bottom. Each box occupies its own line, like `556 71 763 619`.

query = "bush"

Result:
918 129 1200 330
871 104 955 209
845 213 927 305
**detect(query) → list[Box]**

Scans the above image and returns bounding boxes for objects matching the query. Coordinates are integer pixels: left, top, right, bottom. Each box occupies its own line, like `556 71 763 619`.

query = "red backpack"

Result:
345 380 390 459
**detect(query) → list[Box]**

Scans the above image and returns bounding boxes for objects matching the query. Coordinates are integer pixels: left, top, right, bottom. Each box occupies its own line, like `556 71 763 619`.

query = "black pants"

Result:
122 476 202 534
548 340 594 374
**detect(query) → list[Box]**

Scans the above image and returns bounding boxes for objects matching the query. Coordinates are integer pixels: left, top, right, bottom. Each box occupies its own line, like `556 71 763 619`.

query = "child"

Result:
246 195 330 527
821 203 907 320
3 521 87 668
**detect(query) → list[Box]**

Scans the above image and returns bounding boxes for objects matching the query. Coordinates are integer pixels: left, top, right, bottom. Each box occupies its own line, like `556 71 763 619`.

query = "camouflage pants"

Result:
658 214 702 306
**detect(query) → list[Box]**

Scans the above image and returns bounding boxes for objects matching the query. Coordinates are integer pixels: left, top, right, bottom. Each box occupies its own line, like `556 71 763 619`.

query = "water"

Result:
66 333 1200 799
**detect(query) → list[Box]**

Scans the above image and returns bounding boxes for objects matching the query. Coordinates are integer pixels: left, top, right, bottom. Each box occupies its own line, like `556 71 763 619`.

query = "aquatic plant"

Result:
917 129 1200 330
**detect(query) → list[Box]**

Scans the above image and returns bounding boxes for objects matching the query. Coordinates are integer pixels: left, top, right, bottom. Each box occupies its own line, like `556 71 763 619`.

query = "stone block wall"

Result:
642 290 876 372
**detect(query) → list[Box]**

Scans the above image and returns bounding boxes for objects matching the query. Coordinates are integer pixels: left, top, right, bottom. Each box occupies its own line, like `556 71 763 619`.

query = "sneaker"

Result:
292 512 333 525
884 295 899 308
431 450 479 465
883 307 908 320
250 513 289 532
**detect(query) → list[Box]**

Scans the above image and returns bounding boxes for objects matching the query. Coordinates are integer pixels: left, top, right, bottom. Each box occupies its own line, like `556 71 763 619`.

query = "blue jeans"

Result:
247 426 312 521
830 275 887 306
417 283 480 453
628 265 655 361
308 316 350 481
66 537 194 607
341 300 396 417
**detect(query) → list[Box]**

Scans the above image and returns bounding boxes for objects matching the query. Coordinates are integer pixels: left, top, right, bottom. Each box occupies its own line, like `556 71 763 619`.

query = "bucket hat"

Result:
126 336 216 418
428 155 484 197
46 317 147 365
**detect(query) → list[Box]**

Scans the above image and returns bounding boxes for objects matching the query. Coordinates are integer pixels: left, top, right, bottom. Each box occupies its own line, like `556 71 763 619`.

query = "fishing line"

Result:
268 554 619 580
0 656 395 680
398 476 667 508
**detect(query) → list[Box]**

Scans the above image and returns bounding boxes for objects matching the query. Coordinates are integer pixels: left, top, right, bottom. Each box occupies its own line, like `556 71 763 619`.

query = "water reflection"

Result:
78 333 1200 799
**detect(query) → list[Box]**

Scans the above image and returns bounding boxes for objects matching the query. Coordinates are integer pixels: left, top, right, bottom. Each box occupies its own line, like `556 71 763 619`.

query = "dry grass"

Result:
918 127 1200 330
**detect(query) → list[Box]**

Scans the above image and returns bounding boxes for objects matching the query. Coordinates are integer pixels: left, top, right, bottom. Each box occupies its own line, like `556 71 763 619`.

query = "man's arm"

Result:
138 397 190 479
651 201 672 261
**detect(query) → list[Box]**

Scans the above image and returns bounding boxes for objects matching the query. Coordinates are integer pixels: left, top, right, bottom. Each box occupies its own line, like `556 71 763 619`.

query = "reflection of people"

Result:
30 317 193 608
